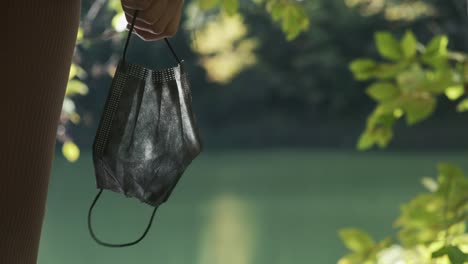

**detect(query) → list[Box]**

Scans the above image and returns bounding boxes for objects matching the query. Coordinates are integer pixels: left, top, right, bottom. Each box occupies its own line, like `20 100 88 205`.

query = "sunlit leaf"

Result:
401 30 417 58
68 64 87 80
374 127 393 148
66 80 89 97
393 108 403 118
373 62 408 79
421 177 438 192
107 0 123 12
198 0 220 10
425 35 449 57
76 27 84 42
349 59 377 80
366 82 399 101
112 11 127 32
396 67 426 92
423 35 448 66
395 193 445 246
69 64 77 80
62 141 80 162
445 85 464 100
192 13 258 83
265 1 309 41
384 1 437 21
371 107 397 125
222 0 238 15
425 67 457 94
70 113 81 124
270 2 282 21
457 98 468 112
375 31 402 60
401 95 436 125
357 131 374 150
339 228 375 252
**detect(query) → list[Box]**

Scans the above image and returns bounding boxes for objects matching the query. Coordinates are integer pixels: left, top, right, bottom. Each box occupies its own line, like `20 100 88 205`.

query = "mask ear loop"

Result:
88 189 159 247
123 10 182 64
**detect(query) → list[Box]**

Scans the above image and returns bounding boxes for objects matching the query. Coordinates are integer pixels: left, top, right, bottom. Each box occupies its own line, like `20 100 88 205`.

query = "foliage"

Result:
263 0 310 40
338 228 392 264
60 56 89 162
187 0 308 83
189 12 258 83
338 163 468 264
344 0 437 21
350 31 468 150
60 0 310 161
196 0 309 40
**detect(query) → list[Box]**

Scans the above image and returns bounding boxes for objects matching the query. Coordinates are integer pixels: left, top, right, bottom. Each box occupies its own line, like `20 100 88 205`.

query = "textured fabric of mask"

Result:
88 11 202 247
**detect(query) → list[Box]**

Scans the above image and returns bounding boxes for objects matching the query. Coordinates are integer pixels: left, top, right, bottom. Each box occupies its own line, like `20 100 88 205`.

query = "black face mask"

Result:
88 11 202 247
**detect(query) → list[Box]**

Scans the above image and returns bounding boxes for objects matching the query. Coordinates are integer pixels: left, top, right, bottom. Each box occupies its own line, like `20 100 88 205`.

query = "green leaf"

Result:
68 64 86 80
375 99 404 115
432 246 468 264
425 67 458 94
76 27 84 42
401 95 436 125
445 85 464 100
373 62 407 79
69 64 77 80
222 0 238 15
107 0 123 12
66 80 89 97
267 2 309 41
62 141 80 162
339 228 375 252
357 131 374 150
437 163 464 177
375 31 402 60
283 4 303 41
401 30 417 58
396 66 426 92
198 0 220 10
421 177 438 192
425 35 449 57
366 82 399 101
423 35 448 66
457 98 468 112
349 59 377 80
270 2 282 21
374 127 393 148
446 247 467 264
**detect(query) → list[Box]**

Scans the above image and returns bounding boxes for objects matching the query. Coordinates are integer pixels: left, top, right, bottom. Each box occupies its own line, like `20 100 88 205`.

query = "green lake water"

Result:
38 150 468 264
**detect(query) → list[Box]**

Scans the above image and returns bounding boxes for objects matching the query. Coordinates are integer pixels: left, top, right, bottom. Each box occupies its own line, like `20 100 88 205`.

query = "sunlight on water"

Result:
198 193 257 264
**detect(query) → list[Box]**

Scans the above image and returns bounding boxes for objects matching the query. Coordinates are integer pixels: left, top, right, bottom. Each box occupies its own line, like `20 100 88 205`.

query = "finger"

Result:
132 27 164 41
128 0 167 25
148 0 181 34
121 0 152 10
124 12 154 32
127 24 175 41
161 0 183 37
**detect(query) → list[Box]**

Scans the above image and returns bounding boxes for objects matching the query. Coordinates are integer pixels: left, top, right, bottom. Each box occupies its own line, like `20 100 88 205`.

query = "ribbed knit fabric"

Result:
2 1 81 263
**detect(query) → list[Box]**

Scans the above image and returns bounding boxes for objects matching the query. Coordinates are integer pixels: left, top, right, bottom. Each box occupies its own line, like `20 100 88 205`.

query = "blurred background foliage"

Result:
60 0 468 161
59 0 468 162
52 1 468 262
